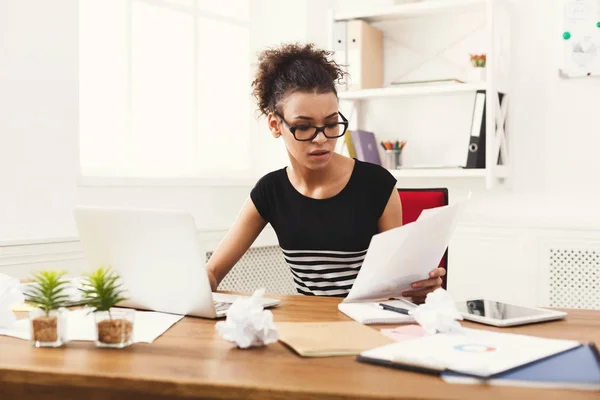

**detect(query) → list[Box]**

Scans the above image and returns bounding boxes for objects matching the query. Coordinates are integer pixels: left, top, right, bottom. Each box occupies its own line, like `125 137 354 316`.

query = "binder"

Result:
332 21 348 91
442 343 600 391
346 20 383 91
465 90 505 169
350 130 381 165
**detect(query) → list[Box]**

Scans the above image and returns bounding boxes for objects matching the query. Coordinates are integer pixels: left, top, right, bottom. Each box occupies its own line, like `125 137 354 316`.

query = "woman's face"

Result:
268 91 340 170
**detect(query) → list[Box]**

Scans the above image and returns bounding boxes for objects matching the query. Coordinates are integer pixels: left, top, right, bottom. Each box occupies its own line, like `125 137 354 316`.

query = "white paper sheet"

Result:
344 199 467 303
0 308 184 343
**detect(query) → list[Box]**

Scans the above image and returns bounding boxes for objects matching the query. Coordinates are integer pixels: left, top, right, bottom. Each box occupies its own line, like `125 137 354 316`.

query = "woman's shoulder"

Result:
253 167 288 189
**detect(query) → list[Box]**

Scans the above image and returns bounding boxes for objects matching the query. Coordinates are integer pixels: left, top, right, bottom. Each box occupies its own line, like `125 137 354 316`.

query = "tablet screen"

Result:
456 300 552 320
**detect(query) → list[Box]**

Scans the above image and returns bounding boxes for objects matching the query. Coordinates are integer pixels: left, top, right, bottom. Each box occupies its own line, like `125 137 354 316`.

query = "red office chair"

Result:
397 188 449 289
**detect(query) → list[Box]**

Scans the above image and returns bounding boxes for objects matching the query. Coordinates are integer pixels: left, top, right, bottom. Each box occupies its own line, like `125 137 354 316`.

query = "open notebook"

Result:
276 321 394 357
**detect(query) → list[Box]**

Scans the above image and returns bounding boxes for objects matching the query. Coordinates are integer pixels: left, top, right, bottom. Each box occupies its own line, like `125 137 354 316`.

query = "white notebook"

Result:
338 299 416 324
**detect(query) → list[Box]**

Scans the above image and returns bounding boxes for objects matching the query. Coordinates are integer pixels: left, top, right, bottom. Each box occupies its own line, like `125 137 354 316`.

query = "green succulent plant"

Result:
25 270 71 316
81 266 128 318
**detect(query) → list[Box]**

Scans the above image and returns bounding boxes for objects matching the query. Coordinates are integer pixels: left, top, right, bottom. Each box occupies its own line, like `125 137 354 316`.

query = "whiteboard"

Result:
559 0 600 78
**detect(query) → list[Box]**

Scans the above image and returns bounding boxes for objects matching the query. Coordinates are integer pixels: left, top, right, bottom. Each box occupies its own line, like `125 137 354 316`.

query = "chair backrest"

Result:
397 188 449 289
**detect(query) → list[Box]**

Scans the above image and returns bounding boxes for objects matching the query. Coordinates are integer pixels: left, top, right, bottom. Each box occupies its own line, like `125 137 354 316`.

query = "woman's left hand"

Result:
402 267 446 303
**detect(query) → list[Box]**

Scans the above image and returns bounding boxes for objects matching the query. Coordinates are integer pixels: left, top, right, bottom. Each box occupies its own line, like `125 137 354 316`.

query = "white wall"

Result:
0 0 79 240
0 0 336 244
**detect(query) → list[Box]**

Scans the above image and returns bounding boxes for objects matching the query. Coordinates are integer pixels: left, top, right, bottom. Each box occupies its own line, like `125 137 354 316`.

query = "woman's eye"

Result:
295 125 312 132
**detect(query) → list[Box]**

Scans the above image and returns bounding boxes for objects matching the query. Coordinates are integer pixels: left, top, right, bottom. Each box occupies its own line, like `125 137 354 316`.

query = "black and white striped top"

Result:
250 159 397 297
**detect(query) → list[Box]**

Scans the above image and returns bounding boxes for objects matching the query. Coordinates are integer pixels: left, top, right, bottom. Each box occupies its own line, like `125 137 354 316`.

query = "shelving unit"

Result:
338 82 486 100
388 165 508 179
330 0 511 189
333 0 486 23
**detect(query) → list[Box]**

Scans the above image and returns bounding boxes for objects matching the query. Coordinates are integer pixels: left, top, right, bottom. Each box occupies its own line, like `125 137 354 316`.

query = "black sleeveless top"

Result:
250 159 397 297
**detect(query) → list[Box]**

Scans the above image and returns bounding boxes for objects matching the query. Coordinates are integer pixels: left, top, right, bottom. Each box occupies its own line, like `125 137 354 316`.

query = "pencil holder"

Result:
383 150 402 169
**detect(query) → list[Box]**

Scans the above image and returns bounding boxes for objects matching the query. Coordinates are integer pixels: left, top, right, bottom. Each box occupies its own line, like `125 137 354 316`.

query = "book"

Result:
276 321 394 357
357 328 581 379
350 130 381 165
441 343 600 391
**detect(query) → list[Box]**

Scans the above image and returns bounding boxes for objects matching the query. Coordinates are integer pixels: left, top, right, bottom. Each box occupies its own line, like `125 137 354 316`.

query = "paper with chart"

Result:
344 200 467 303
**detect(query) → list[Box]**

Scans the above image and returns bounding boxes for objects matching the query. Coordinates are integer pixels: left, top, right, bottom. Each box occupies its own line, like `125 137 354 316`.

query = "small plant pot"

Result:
29 307 67 348
94 308 135 348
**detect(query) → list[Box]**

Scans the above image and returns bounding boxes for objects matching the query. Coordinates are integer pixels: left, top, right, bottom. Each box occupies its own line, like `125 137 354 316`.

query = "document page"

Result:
344 200 467 303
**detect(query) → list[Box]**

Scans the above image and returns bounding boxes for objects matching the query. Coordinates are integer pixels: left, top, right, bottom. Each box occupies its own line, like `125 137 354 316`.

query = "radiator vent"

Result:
207 246 297 295
549 248 599 310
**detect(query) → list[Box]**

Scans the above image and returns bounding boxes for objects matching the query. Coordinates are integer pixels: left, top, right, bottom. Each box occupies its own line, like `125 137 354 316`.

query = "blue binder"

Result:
442 343 600 391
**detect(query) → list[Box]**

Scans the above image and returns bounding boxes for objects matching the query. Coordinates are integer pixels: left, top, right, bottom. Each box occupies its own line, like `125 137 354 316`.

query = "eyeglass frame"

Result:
275 111 349 142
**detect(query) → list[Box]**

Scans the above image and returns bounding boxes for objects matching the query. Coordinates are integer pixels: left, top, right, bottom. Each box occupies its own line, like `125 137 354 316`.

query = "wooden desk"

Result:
1 295 598 400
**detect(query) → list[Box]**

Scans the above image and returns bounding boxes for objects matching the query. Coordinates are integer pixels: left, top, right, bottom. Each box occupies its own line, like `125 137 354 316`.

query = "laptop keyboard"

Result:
214 301 232 313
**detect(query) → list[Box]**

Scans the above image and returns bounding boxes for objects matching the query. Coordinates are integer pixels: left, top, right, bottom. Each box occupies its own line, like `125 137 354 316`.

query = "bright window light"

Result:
79 0 251 178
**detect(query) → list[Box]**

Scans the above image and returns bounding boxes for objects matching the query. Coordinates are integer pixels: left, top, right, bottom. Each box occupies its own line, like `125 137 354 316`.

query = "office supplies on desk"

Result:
341 198 467 304
379 303 410 315
442 343 600 391
338 299 416 324
276 321 393 357
350 130 381 165
358 328 581 379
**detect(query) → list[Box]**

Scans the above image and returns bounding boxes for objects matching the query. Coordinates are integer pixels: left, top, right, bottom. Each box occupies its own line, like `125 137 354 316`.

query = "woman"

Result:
206 43 444 302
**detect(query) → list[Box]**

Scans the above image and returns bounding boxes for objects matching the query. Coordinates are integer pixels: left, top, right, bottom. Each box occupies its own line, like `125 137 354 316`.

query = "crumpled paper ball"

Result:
0 273 25 328
215 288 279 349
410 288 464 334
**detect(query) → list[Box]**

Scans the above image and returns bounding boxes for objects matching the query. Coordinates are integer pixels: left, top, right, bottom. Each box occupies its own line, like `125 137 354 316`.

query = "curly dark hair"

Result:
251 42 346 117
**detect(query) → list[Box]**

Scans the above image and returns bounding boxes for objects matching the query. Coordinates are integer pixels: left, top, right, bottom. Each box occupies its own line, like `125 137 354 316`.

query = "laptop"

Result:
73 206 280 318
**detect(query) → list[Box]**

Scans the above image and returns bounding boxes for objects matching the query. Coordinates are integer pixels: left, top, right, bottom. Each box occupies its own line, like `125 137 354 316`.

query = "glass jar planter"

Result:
29 307 67 348
94 308 135 348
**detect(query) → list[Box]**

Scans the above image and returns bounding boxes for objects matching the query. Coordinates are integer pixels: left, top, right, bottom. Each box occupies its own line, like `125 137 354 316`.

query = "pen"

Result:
379 303 411 315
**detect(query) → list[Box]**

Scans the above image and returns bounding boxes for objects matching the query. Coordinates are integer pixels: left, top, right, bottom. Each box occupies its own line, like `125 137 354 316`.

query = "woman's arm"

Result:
377 188 403 233
206 197 267 291
377 188 445 303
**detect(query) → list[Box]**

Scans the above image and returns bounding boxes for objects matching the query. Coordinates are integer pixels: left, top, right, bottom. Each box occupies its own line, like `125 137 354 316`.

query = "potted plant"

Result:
25 270 70 347
468 53 487 82
81 266 134 348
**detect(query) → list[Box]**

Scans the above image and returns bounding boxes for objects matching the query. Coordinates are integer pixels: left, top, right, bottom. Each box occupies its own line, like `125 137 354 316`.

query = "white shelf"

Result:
338 82 485 100
388 165 508 179
333 0 486 23
389 168 484 178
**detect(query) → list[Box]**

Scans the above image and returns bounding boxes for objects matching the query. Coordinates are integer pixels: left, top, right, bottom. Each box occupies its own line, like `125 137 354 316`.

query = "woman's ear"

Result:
267 112 282 139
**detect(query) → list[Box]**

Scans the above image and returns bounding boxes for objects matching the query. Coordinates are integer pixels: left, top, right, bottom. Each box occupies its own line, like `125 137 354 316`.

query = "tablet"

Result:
455 299 567 327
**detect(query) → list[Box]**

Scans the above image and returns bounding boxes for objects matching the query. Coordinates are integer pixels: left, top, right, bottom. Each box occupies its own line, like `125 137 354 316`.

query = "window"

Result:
79 0 251 179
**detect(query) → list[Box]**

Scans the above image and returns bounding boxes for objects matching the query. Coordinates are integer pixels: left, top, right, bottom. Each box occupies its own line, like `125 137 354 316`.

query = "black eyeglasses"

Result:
276 111 349 142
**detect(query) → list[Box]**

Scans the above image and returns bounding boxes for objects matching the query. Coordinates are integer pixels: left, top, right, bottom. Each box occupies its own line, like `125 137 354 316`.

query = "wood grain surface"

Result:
1 294 598 400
